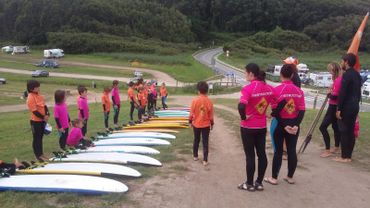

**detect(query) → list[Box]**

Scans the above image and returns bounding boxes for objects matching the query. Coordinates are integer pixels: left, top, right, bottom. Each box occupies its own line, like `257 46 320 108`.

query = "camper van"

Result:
308 72 333 87
44 49 64 58
1 46 13 53
12 46 30 54
271 63 309 78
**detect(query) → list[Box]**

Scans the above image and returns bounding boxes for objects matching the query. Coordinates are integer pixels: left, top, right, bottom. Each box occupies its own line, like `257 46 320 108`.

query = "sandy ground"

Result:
126 98 370 208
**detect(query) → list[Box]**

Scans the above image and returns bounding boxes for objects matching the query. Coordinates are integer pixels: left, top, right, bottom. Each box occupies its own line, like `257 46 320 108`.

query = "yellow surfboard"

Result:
123 125 189 130
150 117 188 121
114 129 180 133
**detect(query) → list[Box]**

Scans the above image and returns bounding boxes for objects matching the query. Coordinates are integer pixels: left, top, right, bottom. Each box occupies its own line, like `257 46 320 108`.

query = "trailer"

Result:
44 49 64 58
12 46 30 54
308 72 333 87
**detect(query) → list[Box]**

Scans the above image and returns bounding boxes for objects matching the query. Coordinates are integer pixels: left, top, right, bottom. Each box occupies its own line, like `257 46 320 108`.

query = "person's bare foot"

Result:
193 157 199 161
284 177 295 184
264 177 278 185
13 158 23 168
333 157 352 163
203 161 208 166
320 150 332 158
330 147 340 154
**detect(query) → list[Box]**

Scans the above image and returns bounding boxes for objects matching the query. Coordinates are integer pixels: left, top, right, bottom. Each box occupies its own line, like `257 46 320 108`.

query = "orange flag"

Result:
347 12 369 71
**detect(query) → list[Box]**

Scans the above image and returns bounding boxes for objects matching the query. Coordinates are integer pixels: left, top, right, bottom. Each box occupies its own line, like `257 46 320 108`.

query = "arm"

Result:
238 103 247 120
189 100 195 124
209 102 214 126
337 73 349 112
55 118 62 129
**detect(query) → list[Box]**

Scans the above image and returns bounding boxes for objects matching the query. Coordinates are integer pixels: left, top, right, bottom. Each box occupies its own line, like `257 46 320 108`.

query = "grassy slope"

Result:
0 101 194 207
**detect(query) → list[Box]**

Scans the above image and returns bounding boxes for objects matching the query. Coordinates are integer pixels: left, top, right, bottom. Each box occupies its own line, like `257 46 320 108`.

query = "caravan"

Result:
1 46 13 53
12 46 30 54
307 72 333 87
44 49 64 58
362 77 370 98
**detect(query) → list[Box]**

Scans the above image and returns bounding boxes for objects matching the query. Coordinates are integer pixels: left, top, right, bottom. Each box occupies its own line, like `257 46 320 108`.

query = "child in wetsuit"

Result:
54 90 71 151
67 119 93 149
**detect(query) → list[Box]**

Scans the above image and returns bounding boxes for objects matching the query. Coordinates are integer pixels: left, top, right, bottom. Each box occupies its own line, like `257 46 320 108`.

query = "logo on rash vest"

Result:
200 105 206 117
255 97 268 115
284 98 296 115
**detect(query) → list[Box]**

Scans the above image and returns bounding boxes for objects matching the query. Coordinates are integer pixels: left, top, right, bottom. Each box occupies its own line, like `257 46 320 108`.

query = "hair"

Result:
342 53 357 67
128 81 134 87
280 64 294 79
77 85 87 95
27 80 40 93
103 86 111 93
327 62 341 80
197 81 209 94
137 78 144 85
245 63 266 82
112 80 119 86
72 118 82 127
54 90 66 104
162 82 166 86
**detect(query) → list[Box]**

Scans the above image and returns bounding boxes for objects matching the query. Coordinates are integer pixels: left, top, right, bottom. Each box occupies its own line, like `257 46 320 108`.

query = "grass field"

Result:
0 101 194 207
0 51 214 83
219 50 370 72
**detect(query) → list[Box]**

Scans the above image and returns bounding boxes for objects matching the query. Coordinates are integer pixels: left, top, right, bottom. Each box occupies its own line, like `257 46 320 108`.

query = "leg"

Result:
201 127 211 162
285 129 299 178
113 106 119 125
104 112 109 128
270 118 278 152
272 125 284 179
161 97 165 109
332 116 340 148
241 128 256 185
255 129 267 184
59 128 68 150
193 127 201 159
31 121 44 158
343 114 356 159
130 102 135 121
82 120 88 136
319 108 333 150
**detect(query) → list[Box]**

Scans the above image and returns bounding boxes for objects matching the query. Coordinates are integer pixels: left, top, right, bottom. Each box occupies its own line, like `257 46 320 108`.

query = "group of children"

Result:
25 78 169 162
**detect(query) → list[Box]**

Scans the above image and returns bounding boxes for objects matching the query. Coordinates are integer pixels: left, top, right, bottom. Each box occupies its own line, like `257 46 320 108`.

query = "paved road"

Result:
194 48 370 112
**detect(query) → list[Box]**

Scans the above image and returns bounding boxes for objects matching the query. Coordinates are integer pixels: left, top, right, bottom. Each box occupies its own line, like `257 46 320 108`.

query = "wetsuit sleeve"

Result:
337 73 349 112
271 99 287 118
111 96 116 105
55 118 62 129
238 103 247 120
32 111 44 119
329 94 338 101
292 110 305 126
80 109 85 119
45 105 50 116
103 104 106 112
68 115 71 123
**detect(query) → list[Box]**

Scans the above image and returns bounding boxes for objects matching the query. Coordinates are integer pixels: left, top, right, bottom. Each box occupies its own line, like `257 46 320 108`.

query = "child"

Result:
102 86 111 131
151 83 158 111
137 86 148 122
26 80 50 162
67 119 93 148
77 85 89 136
160 82 168 109
0 159 25 175
111 80 121 127
54 90 70 151
189 81 214 166
127 82 138 123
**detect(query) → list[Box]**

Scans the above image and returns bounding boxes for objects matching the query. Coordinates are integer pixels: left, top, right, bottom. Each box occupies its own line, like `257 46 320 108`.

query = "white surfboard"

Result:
81 146 160 155
50 152 162 166
100 132 176 139
17 162 141 177
0 174 128 194
94 138 171 146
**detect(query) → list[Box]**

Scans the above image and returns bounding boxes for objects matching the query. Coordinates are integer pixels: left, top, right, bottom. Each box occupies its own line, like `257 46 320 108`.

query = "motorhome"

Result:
1 46 13 53
12 46 30 54
44 49 64 58
308 72 333 87
362 77 370 98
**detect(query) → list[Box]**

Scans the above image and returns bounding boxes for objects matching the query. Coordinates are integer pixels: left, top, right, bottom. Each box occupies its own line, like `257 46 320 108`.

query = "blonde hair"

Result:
327 62 341 80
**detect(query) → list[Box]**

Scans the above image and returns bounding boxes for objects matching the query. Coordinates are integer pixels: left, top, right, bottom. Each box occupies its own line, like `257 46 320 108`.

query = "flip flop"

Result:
264 177 278 185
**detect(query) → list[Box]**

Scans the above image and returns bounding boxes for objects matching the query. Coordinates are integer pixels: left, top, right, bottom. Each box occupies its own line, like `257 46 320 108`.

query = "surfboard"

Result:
0 174 128 194
100 132 176 139
164 107 190 111
114 129 179 133
94 138 171 146
17 162 141 177
81 146 160 155
150 117 188 121
145 120 188 124
123 125 188 129
155 110 190 114
50 152 162 166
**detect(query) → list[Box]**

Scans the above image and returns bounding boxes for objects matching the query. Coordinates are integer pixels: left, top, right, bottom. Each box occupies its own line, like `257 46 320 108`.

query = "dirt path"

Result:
128 99 370 208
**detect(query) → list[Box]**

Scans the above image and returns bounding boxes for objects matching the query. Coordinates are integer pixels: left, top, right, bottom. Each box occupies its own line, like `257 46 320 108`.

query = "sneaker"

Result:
254 181 264 191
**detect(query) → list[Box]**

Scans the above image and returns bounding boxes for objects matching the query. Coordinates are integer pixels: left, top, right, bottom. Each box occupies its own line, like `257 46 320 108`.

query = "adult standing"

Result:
265 64 305 185
237 63 274 192
319 63 342 157
335 53 362 163
26 80 50 162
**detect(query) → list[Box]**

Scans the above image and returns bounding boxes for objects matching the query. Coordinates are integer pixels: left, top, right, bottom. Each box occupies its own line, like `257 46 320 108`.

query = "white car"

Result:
0 78 6 84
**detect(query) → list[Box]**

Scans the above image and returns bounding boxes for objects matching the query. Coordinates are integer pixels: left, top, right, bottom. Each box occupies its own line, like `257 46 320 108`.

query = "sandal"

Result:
237 182 255 192
254 181 264 191
264 177 278 185
283 177 295 184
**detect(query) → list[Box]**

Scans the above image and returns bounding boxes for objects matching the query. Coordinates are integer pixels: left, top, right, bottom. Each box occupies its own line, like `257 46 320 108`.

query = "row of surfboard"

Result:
0 109 190 194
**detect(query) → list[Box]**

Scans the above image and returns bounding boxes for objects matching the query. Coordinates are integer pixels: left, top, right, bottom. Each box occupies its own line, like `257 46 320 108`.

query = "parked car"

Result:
35 59 59 68
32 70 49 77
0 78 6 84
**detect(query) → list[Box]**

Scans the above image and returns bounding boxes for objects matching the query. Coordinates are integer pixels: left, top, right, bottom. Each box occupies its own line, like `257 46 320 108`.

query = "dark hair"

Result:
54 90 66 104
77 85 87 95
280 64 294 79
245 63 266 82
137 78 144 85
72 118 82 127
197 81 209 94
112 80 119 86
103 86 111 93
128 81 134 87
342 53 357 67
27 80 40 93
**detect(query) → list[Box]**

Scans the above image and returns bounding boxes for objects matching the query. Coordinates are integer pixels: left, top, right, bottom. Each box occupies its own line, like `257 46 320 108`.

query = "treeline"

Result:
0 0 370 54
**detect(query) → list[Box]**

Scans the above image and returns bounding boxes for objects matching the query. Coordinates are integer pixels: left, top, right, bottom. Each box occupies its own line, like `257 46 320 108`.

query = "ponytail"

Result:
245 63 266 82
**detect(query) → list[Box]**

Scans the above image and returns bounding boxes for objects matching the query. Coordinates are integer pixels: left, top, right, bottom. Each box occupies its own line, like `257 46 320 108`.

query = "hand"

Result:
113 105 118 110
44 115 49 122
210 124 214 130
69 122 72 128
58 128 65 133
336 111 342 120
291 126 299 135
284 126 296 135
